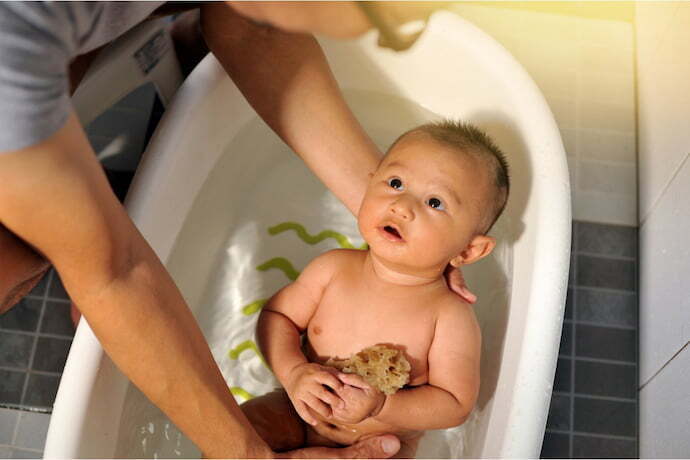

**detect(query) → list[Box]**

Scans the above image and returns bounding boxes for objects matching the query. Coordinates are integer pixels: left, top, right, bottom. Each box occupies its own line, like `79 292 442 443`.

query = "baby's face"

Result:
358 133 494 275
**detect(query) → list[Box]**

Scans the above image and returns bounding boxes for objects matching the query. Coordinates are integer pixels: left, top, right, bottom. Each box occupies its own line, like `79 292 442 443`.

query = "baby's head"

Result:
358 120 510 276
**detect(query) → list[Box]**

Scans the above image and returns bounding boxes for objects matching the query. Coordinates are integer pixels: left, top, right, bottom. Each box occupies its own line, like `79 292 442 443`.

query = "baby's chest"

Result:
307 284 437 375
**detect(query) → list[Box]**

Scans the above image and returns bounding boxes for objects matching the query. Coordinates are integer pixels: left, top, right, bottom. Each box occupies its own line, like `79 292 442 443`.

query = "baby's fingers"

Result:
314 370 344 392
294 400 319 426
314 385 345 409
337 372 371 390
305 393 333 420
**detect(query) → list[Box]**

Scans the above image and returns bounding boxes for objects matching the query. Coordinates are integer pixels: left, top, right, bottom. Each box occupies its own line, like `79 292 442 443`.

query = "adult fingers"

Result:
445 265 477 304
277 434 401 459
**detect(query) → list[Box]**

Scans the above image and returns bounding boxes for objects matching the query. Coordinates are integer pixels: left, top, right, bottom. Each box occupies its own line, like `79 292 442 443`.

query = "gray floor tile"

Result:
547 394 571 431
541 431 570 458
0 299 42 333
577 288 637 328
575 360 636 399
554 358 571 392
0 447 11 459
32 338 72 373
22 374 60 409
0 408 19 444
14 412 50 451
47 274 68 301
560 322 572 356
573 435 636 458
39 302 74 338
577 255 636 291
0 370 25 405
575 325 636 362
27 273 49 298
565 288 574 320
0 333 34 369
577 222 637 258
574 397 636 437
10 448 41 459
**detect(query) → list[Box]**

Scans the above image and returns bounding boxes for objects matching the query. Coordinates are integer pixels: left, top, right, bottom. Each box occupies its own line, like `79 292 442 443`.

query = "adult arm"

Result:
201 3 381 216
0 115 400 459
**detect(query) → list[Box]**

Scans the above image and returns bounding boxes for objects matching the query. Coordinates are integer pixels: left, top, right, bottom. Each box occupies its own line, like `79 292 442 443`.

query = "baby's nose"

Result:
390 199 414 220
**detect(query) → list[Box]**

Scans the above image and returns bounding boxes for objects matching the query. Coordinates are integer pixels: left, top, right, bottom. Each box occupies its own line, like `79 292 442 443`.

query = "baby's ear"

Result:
450 235 496 267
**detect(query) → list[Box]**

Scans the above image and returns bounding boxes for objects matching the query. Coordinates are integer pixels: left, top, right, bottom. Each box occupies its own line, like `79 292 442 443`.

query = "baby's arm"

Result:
257 250 347 425
370 300 481 431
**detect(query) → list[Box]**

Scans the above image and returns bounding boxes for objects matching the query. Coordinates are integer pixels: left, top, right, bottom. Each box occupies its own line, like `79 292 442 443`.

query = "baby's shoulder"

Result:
434 289 479 329
305 248 365 274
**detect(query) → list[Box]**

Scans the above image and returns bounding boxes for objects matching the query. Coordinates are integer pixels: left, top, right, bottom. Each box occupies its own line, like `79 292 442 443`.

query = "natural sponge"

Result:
326 344 411 395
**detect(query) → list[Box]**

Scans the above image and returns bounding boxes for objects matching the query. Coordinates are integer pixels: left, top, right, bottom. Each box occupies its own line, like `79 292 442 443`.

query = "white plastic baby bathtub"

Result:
45 11 570 459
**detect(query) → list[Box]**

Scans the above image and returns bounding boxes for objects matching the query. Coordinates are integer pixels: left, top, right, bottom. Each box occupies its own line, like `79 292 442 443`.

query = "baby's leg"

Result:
240 389 306 451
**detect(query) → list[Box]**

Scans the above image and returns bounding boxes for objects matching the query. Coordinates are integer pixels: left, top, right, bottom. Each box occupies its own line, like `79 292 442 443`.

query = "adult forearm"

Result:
201 3 381 215
70 240 270 458
372 385 469 431
256 309 307 384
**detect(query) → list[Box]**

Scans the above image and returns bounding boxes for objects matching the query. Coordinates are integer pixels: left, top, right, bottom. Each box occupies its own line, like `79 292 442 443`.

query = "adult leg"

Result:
240 390 307 452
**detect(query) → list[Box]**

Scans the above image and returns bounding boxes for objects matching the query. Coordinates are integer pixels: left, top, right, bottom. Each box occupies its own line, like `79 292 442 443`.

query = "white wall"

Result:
635 2 690 457
448 4 637 225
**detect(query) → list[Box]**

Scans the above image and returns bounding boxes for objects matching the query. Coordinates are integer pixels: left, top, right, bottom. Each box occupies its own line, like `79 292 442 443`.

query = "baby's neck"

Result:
364 252 446 289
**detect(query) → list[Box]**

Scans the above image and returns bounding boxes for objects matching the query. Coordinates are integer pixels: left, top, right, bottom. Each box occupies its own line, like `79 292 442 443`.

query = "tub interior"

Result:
112 88 516 459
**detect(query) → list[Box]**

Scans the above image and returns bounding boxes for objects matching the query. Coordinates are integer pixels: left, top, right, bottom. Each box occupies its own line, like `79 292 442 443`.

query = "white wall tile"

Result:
640 344 690 457
0 409 18 445
577 17 633 50
577 70 634 108
574 190 637 226
578 160 636 195
578 42 634 76
560 128 578 157
577 100 635 133
639 154 690 384
577 128 636 163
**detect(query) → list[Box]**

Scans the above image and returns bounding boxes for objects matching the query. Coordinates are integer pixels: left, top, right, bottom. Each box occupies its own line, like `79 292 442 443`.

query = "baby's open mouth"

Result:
383 225 402 239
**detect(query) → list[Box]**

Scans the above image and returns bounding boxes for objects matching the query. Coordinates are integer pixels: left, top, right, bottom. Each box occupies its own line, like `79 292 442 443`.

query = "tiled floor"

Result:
540 221 638 458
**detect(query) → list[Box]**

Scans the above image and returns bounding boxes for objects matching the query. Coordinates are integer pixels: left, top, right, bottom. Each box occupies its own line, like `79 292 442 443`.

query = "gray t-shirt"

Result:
0 1 163 152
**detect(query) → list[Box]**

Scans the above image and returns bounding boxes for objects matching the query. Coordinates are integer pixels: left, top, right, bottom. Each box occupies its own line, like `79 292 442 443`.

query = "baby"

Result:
242 120 510 458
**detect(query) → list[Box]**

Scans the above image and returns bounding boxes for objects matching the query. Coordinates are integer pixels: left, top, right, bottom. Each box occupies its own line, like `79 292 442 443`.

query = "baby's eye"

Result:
427 197 445 210
388 178 404 190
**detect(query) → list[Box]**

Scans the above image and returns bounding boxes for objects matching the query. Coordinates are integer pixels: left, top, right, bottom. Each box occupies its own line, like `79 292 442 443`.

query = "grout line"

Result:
22 295 70 304
0 329 75 341
563 318 636 331
559 355 636 367
569 221 577 459
639 151 690 226
638 341 690 391
554 391 637 404
546 428 637 442
18 270 53 409
0 367 62 377
574 285 637 296
575 251 636 262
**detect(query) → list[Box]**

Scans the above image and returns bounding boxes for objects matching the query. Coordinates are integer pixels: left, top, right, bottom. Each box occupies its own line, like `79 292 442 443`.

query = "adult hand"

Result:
444 264 477 304
333 373 386 424
285 363 344 425
277 434 401 459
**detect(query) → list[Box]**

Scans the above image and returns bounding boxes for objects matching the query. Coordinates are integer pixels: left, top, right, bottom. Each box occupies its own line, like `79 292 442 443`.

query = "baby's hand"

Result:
285 363 345 426
332 373 386 424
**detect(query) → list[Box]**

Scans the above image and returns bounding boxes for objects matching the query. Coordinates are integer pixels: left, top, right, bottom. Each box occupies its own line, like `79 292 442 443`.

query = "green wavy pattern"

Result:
229 339 267 367
242 298 267 316
230 386 255 401
269 221 367 250
256 257 300 281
